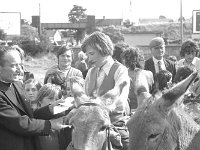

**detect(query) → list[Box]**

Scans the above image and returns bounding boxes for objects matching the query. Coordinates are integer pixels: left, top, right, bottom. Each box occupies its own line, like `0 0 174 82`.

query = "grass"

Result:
24 53 57 84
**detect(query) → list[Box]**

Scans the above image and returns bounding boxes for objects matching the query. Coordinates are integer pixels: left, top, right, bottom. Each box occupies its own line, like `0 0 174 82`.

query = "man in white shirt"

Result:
81 31 130 150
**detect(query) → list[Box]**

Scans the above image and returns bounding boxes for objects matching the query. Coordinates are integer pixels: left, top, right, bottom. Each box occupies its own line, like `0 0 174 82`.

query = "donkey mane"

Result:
167 106 200 149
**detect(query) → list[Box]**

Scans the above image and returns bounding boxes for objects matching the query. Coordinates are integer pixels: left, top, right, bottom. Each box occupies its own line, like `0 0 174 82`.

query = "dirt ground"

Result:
24 54 57 84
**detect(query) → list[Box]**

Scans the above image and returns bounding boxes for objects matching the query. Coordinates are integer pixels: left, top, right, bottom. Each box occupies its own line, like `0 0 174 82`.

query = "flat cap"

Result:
149 37 165 49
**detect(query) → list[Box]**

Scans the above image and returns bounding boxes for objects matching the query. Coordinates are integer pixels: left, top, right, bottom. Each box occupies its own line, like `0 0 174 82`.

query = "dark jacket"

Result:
0 81 51 150
144 57 176 82
34 105 73 150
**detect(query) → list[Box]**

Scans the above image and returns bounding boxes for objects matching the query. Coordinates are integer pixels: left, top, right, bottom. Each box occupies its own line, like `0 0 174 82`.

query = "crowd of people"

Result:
0 30 200 150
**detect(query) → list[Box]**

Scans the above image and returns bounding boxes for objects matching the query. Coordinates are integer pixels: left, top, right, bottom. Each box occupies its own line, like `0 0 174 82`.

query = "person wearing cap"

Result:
144 37 176 84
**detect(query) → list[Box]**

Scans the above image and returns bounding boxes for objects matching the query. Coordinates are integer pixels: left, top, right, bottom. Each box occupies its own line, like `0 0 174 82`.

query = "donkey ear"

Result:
158 72 198 113
70 79 85 97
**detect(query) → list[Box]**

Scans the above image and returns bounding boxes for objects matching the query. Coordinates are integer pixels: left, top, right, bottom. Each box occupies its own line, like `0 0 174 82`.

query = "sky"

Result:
0 0 200 23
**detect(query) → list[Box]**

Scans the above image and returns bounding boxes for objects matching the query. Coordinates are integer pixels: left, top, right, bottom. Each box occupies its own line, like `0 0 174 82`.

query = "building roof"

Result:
95 19 123 26
80 18 123 26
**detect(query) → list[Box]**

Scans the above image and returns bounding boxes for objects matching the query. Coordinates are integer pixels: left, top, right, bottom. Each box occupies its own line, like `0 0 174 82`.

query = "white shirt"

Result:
177 57 200 74
85 56 130 112
153 57 166 73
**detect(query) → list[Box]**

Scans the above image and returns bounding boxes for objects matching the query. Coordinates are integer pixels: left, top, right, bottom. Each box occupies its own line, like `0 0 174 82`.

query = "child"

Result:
35 83 64 150
174 66 194 83
44 71 72 98
174 66 200 97
154 70 173 93
23 79 42 110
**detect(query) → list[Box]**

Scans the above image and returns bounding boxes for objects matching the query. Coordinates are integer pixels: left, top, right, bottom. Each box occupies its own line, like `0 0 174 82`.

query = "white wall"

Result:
0 12 21 35
54 31 61 41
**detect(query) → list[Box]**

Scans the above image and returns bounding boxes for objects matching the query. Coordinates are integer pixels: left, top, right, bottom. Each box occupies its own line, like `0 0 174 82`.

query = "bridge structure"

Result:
41 22 87 30
32 15 95 35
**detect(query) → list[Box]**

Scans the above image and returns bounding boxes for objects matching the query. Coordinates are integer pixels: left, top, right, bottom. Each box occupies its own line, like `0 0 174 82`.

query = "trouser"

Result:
113 121 129 150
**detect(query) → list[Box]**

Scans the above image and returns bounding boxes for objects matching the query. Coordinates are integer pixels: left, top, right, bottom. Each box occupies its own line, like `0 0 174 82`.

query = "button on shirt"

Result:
153 57 166 73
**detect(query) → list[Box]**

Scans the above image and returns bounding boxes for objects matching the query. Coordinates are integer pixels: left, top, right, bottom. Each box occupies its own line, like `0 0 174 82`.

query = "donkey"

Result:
66 77 126 150
128 68 153 109
127 72 200 150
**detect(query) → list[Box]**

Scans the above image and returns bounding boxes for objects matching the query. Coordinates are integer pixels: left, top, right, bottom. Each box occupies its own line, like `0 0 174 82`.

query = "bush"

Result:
21 42 43 57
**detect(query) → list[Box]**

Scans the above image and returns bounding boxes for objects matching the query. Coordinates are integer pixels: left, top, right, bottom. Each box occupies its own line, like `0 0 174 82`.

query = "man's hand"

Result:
50 117 71 131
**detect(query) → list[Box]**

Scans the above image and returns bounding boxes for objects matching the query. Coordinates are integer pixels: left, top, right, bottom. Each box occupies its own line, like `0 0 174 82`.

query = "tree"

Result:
123 19 133 28
102 26 124 44
12 25 54 56
68 5 87 23
21 25 39 41
21 19 31 25
0 29 6 40
159 15 166 19
178 16 185 22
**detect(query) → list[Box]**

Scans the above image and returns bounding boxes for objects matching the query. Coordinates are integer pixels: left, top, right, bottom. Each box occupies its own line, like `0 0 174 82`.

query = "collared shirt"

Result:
44 65 83 97
152 57 166 73
85 56 130 113
45 65 72 79
177 57 200 74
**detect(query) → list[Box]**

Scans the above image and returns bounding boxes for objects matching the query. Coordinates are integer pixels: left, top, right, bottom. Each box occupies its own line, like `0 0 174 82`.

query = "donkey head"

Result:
127 72 199 150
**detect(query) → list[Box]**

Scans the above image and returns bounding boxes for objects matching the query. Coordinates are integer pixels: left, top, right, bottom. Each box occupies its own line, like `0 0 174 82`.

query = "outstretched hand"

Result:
50 116 71 131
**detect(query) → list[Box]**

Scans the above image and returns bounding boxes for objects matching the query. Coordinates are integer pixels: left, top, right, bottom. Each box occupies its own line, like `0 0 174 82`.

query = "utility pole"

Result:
39 3 41 35
129 0 132 22
180 0 183 44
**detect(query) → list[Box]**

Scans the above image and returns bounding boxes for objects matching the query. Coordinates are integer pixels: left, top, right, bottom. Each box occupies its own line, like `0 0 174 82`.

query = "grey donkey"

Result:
127 72 200 150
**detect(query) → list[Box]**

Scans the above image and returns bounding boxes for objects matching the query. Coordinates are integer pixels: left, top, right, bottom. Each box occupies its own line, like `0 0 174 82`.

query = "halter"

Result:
68 102 113 150
76 102 102 109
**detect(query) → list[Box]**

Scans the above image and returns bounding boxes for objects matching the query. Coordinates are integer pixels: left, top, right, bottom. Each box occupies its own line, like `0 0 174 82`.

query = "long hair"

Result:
81 31 114 56
154 70 172 91
121 47 144 70
112 43 129 63
180 39 199 57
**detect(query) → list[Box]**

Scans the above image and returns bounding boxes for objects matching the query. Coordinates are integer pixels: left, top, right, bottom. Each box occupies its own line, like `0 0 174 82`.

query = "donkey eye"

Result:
148 133 160 141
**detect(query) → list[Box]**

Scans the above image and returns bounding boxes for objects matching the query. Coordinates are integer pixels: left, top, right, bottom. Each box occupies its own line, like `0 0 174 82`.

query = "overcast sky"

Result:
0 0 199 23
